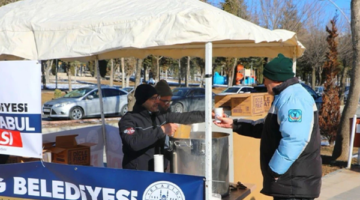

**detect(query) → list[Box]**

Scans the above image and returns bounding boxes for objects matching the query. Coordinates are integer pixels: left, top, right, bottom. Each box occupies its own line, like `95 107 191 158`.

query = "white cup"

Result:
214 107 223 123
154 154 164 172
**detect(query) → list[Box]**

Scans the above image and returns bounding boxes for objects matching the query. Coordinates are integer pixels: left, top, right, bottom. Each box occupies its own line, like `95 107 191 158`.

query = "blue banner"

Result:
0 113 42 133
0 162 204 200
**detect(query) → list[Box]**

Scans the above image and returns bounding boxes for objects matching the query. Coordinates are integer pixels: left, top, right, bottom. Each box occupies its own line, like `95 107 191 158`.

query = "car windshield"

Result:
122 87 134 93
172 88 187 97
253 86 267 93
63 88 94 98
223 87 240 93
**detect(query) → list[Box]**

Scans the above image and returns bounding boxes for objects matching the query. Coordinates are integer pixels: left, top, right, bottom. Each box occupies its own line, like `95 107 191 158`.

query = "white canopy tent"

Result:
0 0 305 199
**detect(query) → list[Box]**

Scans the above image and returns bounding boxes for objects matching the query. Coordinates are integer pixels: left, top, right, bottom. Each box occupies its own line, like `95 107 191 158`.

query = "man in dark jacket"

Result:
119 84 205 171
214 54 322 200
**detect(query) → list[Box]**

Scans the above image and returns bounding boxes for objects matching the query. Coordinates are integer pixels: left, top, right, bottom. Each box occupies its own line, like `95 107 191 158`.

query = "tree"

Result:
191 57 205 87
109 59 114 87
124 57 136 87
178 58 182 86
40 60 55 89
0 0 18 7
98 60 108 78
185 56 190 87
128 59 142 111
220 0 249 85
121 58 125 88
154 56 163 82
298 28 328 88
65 62 72 91
221 0 249 20
337 33 353 104
225 57 237 86
319 19 341 143
333 0 360 161
257 0 321 33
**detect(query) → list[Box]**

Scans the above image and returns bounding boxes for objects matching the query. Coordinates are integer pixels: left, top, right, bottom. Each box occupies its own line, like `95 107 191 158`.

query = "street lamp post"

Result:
321 0 350 25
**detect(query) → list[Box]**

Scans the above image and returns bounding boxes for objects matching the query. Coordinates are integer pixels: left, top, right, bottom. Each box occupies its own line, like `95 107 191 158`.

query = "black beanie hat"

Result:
155 80 173 97
263 53 294 82
134 84 158 105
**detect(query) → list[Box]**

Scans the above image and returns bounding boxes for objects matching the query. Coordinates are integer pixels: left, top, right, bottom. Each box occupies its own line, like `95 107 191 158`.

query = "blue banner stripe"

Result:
0 162 204 200
0 113 41 133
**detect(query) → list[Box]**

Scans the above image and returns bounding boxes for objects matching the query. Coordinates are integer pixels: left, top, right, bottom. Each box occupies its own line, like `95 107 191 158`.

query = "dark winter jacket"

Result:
232 78 322 198
118 104 205 171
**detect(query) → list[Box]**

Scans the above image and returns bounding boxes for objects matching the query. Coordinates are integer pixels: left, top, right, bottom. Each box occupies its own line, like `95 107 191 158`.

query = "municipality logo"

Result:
143 181 185 200
288 109 302 122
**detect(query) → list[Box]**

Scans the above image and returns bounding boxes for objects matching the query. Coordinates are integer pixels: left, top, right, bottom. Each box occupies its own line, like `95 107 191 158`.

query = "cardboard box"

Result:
263 94 274 112
231 93 264 116
51 135 94 166
43 143 54 163
215 93 265 116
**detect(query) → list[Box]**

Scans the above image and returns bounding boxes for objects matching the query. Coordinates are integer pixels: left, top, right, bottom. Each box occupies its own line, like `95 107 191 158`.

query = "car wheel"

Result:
120 104 128 116
69 106 84 120
173 103 184 113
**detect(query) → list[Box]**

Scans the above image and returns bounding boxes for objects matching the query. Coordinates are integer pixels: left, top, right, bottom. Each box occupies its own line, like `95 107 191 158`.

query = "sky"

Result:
210 0 351 30
321 0 351 24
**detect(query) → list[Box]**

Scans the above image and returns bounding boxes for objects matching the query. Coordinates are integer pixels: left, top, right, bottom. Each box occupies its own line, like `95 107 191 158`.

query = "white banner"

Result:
0 60 42 158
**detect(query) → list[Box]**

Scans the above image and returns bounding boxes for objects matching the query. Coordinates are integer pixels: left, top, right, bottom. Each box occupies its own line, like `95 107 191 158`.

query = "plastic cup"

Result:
154 154 164 172
215 107 223 123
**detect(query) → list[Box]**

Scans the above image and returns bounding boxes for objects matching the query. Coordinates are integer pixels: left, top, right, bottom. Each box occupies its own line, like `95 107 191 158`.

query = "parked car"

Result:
170 87 215 113
252 83 323 110
315 86 324 96
121 86 135 93
216 85 254 95
43 86 128 120
129 76 155 85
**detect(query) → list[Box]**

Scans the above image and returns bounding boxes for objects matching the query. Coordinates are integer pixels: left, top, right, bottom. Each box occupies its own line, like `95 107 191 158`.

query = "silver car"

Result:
43 86 128 120
216 85 254 95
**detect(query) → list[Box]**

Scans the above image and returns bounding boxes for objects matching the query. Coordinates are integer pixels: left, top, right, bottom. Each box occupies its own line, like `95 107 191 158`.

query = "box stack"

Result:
215 93 273 119
51 135 94 166
6 135 95 166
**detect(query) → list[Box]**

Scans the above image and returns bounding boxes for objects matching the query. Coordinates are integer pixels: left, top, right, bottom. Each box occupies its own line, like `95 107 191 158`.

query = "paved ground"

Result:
318 167 360 200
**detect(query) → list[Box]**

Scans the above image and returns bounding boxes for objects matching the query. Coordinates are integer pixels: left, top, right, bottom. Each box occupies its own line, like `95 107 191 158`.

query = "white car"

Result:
43 86 128 120
216 86 254 96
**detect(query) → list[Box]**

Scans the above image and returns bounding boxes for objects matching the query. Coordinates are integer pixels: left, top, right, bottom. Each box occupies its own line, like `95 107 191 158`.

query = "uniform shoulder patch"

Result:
124 127 135 135
288 109 302 122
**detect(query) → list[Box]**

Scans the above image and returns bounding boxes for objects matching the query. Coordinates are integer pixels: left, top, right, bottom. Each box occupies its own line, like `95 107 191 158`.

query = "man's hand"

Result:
213 116 233 128
161 123 179 136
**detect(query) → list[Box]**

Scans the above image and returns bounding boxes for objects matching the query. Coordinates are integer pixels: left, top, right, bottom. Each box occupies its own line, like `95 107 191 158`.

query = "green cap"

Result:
263 53 294 82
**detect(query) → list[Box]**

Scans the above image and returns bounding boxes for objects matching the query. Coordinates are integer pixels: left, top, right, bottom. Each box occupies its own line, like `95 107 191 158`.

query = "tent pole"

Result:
205 42 213 200
96 58 108 165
